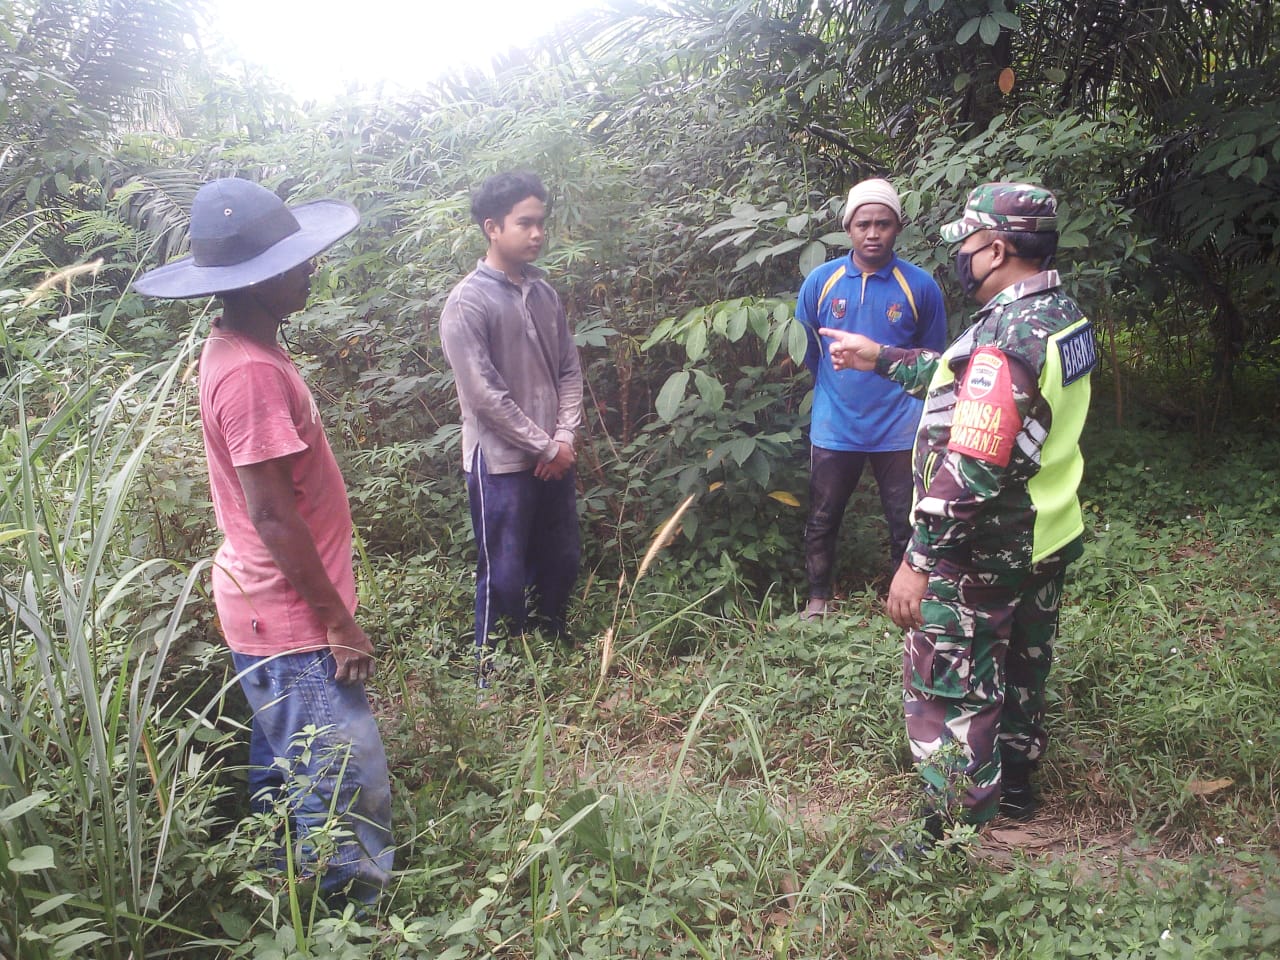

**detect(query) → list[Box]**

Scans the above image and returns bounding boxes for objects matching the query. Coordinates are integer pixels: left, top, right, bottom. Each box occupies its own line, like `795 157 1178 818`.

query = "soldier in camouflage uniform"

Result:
820 183 1097 831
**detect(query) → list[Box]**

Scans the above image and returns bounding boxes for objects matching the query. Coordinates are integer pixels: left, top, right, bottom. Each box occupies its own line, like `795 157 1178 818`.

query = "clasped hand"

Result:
534 440 575 481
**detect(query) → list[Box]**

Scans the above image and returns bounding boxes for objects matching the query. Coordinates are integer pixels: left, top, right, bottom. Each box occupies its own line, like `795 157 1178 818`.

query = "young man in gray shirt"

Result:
439 171 584 686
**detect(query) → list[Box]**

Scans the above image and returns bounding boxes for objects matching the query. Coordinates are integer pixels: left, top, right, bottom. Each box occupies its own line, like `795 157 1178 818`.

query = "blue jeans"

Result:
232 649 393 903
466 450 580 681
805 446 914 597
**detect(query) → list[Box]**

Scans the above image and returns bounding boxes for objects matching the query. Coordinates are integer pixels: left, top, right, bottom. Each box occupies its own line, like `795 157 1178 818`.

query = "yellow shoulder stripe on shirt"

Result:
816 263 918 324
817 265 846 309
891 267 919 323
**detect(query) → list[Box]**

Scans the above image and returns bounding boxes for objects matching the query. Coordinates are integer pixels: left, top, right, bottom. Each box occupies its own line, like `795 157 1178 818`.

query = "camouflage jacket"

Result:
875 270 1095 574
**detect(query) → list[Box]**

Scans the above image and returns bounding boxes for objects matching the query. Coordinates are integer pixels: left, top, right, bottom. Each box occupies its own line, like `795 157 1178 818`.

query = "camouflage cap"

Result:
940 182 1058 243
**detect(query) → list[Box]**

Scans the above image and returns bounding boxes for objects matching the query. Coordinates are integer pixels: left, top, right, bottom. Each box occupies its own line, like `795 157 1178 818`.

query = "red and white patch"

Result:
948 346 1019 466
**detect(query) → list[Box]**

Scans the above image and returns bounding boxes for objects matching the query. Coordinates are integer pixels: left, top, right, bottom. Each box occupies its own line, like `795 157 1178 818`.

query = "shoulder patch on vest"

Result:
1057 322 1097 386
948 346 1019 467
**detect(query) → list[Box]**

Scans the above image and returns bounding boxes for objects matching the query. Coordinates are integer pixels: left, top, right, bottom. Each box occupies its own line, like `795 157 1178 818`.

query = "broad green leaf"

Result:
680 512 699 541
750 305 772 341
0 791 50 823
214 908 251 940
799 240 827 277
728 436 756 466
53 932 107 958
8 844 54 873
979 16 1000 45
956 18 980 44
35 918 97 937
710 228 757 252
787 321 809 365
764 318 785 362
32 894 75 918
655 371 690 423
741 450 771 487
692 369 726 411
1200 144 1234 174
699 217 759 238
444 912 479 937
641 316 675 351
711 306 729 336
760 237 807 260
726 305 749 342
685 322 708 362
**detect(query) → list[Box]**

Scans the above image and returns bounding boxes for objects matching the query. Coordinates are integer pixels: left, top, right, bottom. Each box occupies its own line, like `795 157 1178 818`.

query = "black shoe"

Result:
998 784 1039 821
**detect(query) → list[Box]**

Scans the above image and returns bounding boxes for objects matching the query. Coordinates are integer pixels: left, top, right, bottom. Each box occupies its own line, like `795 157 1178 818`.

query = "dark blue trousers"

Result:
466 450 580 679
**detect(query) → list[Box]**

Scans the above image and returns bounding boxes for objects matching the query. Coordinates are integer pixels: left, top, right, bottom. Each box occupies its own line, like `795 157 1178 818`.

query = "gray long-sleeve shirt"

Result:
439 259 584 474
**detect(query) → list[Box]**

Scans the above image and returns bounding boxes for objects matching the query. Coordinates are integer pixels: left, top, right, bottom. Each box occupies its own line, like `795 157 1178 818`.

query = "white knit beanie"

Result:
841 178 903 228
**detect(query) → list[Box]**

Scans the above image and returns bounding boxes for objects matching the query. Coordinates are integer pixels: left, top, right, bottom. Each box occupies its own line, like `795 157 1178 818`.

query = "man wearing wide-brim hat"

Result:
821 182 1098 845
135 177 393 904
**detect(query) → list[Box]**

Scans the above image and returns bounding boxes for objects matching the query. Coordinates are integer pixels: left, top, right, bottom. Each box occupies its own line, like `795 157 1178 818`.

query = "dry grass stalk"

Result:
636 493 695 582
22 258 104 304
595 625 616 699
594 494 696 699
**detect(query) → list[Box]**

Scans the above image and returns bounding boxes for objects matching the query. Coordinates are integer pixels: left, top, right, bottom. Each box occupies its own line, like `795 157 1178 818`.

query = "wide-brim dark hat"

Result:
133 177 360 299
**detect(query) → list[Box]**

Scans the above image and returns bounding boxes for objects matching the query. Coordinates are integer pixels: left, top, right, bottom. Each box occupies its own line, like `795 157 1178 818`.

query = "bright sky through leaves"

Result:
213 0 601 102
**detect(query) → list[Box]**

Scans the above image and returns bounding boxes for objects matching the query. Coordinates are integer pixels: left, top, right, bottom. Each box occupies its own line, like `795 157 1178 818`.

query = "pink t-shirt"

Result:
199 323 356 655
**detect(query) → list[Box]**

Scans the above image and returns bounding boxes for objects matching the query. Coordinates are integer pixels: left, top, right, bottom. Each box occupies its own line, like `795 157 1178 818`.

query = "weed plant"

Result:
294 413 1278 958
4 271 1279 956
0 278 237 956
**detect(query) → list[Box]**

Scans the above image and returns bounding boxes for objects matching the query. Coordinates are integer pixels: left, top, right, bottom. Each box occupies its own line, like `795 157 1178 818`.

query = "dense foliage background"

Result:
2 0 1278 956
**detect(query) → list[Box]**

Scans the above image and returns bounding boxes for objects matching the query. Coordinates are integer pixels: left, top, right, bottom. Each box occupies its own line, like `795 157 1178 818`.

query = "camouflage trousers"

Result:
903 554 1067 823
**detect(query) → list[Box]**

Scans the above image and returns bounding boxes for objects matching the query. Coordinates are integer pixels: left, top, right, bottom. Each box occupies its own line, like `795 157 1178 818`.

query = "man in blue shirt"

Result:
795 178 947 619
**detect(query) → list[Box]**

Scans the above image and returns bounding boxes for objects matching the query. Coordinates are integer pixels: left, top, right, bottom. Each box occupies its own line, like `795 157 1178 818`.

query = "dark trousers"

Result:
466 450 580 673
804 445 913 598
903 555 1066 822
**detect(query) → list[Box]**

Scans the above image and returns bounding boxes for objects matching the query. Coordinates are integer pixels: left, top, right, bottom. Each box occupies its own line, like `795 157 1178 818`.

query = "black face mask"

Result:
953 240 995 298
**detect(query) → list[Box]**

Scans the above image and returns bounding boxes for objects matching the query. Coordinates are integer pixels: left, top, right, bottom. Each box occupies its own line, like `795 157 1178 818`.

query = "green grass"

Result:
322 418 1280 959
4 272 1279 959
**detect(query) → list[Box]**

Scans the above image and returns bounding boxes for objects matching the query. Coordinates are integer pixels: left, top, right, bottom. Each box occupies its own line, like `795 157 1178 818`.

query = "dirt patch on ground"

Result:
561 723 1228 881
